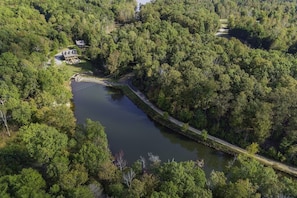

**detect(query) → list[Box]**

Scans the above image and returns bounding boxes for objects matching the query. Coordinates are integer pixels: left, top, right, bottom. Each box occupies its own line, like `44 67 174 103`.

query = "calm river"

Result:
71 81 231 174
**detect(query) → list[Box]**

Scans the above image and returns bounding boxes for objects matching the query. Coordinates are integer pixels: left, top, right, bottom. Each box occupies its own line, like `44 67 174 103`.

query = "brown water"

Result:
71 81 232 174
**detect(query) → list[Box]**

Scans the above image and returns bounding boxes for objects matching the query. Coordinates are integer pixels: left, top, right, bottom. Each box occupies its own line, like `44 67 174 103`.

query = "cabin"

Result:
62 49 79 64
75 40 86 48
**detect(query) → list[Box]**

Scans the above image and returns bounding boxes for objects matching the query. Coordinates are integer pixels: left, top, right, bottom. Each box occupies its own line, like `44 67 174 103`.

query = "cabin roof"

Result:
62 49 78 58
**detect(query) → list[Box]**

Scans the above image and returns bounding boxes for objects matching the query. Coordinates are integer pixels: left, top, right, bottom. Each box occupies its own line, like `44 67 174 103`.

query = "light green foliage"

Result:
98 161 120 182
36 105 76 135
208 171 227 197
229 155 281 197
113 0 137 23
201 129 208 141
126 179 145 198
75 142 109 175
223 179 260 198
74 119 111 175
38 67 72 104
246 143 259 155
158 181 178 198
49 184 60 195
157 91 170 111
104 160 212 197
281 176 297 197
150 191 172 198
140 0 219 34
20 123 68 164
181 123 189 132
13 168 48 197
11 101 33 125
107 50 121 77
84 119 108 148
60 164 88 190
156 161 210 197
141 173 159 196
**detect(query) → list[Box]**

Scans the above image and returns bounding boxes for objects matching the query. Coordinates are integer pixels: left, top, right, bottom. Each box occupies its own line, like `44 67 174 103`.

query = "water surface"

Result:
71 82 231 174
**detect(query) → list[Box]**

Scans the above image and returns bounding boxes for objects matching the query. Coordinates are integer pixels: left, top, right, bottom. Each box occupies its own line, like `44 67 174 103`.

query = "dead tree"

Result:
195 159 204 168
0 99 10 136
114 150 127 171
140 156 146 174
148 152 161 165
122 169 135 188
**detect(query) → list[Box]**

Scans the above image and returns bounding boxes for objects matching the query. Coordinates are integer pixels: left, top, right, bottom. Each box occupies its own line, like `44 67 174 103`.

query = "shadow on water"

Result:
146 111 232 156
148 116 232 172
105 87 125 101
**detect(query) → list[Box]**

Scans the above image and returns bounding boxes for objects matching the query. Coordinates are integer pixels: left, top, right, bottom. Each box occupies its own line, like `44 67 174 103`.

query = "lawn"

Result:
64 59 94 76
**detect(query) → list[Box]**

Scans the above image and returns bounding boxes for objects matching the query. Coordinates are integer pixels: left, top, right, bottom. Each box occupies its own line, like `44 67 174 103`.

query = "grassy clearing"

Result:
65 59 93 76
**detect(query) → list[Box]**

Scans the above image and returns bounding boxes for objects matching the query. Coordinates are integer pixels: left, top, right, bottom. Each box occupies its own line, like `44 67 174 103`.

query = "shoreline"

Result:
76 75 297 177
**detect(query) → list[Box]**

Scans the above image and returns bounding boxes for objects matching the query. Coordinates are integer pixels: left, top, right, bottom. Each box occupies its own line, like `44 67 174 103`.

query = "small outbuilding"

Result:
75 40 86 48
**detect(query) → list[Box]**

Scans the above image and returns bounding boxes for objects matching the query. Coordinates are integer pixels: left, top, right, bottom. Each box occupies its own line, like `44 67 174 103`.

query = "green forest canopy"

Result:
0 0 297 197
103 0 297 167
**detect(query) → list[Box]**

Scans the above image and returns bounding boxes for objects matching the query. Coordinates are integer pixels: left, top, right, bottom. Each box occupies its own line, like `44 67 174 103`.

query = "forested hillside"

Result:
103 0 297 168
1 0 297 197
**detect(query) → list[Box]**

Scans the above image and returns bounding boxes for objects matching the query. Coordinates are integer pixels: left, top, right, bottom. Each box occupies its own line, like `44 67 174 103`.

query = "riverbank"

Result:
121 82 297 177
76 75 116 86
77 75 297 177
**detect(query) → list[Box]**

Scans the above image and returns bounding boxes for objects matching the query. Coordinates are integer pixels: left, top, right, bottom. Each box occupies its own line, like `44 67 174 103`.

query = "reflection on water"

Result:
106 87 125 101
71 81 232 174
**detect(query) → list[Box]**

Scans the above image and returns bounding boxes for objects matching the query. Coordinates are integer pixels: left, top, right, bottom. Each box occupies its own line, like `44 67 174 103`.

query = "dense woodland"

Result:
0 0 297 197
103 0 297 167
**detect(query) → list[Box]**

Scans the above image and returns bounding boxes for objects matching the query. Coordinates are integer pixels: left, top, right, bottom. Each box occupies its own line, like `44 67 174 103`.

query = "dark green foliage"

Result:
105 0 297 167
0 0 297 197
0 1 124 196
0 168 51 198
224 2 297 52
0 144 33 176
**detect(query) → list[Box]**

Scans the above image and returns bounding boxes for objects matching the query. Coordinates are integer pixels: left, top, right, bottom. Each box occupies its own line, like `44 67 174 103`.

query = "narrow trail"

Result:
77 75 297 177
